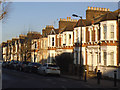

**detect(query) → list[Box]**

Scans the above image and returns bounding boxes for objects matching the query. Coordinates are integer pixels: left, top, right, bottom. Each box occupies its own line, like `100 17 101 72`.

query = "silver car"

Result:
38 63 60 76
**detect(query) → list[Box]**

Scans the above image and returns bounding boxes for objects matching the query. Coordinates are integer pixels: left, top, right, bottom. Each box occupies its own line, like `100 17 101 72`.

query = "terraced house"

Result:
2 6 120 79
47 17 77 63
73 7 120 78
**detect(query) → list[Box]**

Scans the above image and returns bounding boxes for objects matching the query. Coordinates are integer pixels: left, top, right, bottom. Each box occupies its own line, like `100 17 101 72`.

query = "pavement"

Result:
61 74 120 88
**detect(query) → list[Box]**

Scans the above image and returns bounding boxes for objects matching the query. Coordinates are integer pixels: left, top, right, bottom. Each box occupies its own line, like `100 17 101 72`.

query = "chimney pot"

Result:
94 7 96 10
104 8 107 11
91 7 93 10
99 8 102 11
102 8 104 11
67 17 69 21
107 8 110 11
88 6 90 10
96 7 99 10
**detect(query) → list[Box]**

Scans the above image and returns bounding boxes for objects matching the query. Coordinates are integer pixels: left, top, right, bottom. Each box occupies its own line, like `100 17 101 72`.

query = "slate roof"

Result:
74 19 91 27
74 9 119 27
48 29 56 35
59 24 76 33
54 29 59 34
94 11 118 24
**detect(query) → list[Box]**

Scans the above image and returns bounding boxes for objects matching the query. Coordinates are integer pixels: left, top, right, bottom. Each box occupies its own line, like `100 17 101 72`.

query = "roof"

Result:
60 24 75 33
54 29 59 34
94 11 118 24
74 19 91 28
74 9 119 28
48 29 56 35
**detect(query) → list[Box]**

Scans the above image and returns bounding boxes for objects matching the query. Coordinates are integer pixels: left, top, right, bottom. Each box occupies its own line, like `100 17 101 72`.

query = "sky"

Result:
2 2 119 43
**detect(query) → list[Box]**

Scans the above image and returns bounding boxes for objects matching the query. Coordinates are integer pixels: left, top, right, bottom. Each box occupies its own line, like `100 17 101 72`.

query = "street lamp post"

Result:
34 49 35 63
72 14 83 79
72 14 82 65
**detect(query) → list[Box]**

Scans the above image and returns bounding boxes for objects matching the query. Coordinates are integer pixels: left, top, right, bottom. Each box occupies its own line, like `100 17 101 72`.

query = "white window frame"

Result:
110 24 114 39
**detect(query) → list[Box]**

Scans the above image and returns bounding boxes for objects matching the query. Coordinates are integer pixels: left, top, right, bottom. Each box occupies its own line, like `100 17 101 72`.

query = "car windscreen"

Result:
48 64 58 67
32 63 41 66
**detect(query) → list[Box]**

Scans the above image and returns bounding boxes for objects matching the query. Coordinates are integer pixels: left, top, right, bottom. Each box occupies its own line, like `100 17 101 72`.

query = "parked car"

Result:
8 60 18 69
6 61 12 69
19 61 31 72
12 61 19 70
26 63 41 73
2 61 7 68
16 61 22 71
38 63 60 76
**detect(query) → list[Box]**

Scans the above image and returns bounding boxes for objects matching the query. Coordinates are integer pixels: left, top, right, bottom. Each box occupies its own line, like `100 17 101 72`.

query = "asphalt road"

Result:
2 68 96 89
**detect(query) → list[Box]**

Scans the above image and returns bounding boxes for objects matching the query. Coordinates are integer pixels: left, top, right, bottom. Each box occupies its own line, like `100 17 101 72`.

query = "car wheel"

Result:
29 69 32 73
19 67 22 71
43 70 47 76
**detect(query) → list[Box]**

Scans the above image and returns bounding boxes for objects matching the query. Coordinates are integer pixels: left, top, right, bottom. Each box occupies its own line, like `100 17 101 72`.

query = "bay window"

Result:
103 24 107 39
110 52 114 66
69 34 71 44
103 51 107 65
52 37 54 46
110 25 114 39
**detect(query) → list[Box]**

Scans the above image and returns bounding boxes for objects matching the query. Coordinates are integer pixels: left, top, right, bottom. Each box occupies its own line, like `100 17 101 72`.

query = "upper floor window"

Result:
95 27 98 41
44 40 47 48
69 34 71 44
82 30 84 42
76 30 78 42
110 25 114 39
52 37 54 46
59 37 61 46
35 42 37 49
103 24 107 39
90 28 92 42
64 34 66 44
41 40 42 48
49 37 50 47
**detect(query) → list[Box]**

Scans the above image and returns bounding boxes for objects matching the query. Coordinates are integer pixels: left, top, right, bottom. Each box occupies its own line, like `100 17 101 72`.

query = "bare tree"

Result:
0 0 11 20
